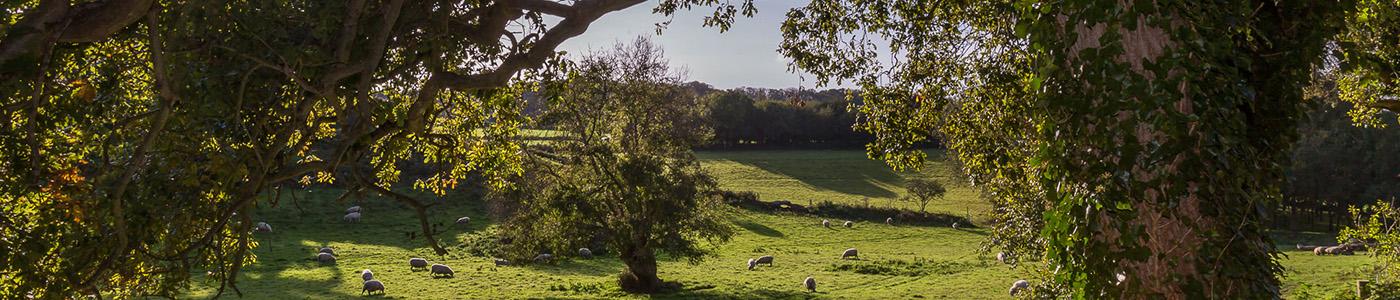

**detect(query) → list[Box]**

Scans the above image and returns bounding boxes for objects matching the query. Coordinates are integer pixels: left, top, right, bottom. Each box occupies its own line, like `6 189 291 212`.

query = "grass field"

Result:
184 150 1374 299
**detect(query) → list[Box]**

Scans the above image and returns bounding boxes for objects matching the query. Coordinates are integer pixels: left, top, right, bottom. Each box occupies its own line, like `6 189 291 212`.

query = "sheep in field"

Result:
316 253 336 264
747 258 757 270
361 269 374 281
804 276 816 292
843 221 854 228
494 259 511 267
841 248 859 260
754 255 774 266
254 222 272 233
343 212 361 223
361 280 385 295
430 264 454 278
1010 280 1030 296
886 217 894 225
318 247 335 256
1314 246 1327 256
578 248 593 259
996 252 1007 264
346 206 360 214
409 258 429 270
455 216 470 225
822 219 830 228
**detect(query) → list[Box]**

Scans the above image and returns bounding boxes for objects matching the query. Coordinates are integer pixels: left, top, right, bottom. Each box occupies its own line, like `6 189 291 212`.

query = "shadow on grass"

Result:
736 220 785 237
704 150 904 199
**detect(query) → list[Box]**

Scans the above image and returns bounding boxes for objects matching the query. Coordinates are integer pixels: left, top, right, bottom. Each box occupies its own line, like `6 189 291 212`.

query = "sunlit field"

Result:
181 150 1370 299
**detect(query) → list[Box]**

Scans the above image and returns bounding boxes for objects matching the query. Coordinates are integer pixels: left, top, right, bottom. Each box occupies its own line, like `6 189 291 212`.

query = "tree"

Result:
779 1 1396 298
902 178 946 214
499 37 732 293
0 0 753 298
704 91 757 146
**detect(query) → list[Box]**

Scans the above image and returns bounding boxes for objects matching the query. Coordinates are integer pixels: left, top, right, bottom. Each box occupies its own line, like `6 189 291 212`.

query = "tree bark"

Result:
617 244 662 293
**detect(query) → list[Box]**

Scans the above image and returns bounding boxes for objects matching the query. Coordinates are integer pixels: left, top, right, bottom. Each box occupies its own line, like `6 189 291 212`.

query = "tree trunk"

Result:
617 244 661 293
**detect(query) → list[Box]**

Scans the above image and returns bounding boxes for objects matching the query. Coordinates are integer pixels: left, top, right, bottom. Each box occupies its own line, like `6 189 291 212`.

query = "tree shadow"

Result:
663 286 815 299
736 220 785 237
701 150 905 199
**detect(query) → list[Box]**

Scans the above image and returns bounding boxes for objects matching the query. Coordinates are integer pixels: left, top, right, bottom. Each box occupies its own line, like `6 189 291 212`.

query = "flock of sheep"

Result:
251 202 1032 296
1298 240 1371 256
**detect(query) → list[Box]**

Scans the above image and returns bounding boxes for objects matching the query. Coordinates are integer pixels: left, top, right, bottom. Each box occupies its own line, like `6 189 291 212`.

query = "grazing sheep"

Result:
318 247 335 256
1314 246 1328 256
996 252 1007 264
343 212 361 223
534 253 553 263
952 222 960 229
254 222 272 233
430 263 454 278
1010 279 1030 296
409 258 429 270
804 276 816 292
494 258 511 267
841 248 859 260
578 248 592 259
346 206 361 214
822 219 831 228
361 269 374 281
455 216 471 225
317 253 336 263
843 221 853 228
747 258 757 270
886 217 894 225
361 279 385 295
755 255 774 267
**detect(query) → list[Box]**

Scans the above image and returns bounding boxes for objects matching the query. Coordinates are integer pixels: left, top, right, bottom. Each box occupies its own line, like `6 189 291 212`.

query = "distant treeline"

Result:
686 82 884 149
1276 100 1400 231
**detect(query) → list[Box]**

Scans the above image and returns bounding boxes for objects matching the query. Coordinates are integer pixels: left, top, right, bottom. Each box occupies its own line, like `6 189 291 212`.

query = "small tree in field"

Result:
902 179 946 214
500 37 731 294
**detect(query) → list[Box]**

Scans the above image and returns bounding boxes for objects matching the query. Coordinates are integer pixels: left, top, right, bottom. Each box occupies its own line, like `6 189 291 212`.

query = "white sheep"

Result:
361 279 385 295
578 248 592 258
430 263 454 278
1115 272 1126 285
346 206 361 214
534 253 553 263
841 248 859 260
952 222 960 229
822 219 830 228
494 258 510 267
1010 279 1030 296
361 269 374 281
409 258 429 270
343 212 361 223
317 253 336 263
996 252 1007 264
843 221 854 228
886 217 894 225
755 255 774 267
1314 246 1327 256
455 216 471 225
318 247 335 256
804 276 816 292
254 222 272 233
747 258 757 270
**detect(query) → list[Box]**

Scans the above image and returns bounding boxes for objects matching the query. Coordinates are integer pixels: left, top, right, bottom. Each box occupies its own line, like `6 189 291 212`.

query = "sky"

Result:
557 1 849 90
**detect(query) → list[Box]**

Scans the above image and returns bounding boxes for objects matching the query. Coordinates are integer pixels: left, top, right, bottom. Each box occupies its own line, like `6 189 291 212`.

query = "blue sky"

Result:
558 1 849 89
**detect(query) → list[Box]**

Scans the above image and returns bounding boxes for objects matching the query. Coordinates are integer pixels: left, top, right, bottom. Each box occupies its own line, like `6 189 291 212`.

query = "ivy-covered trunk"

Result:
1032 2 1343 298
617 243 662 293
